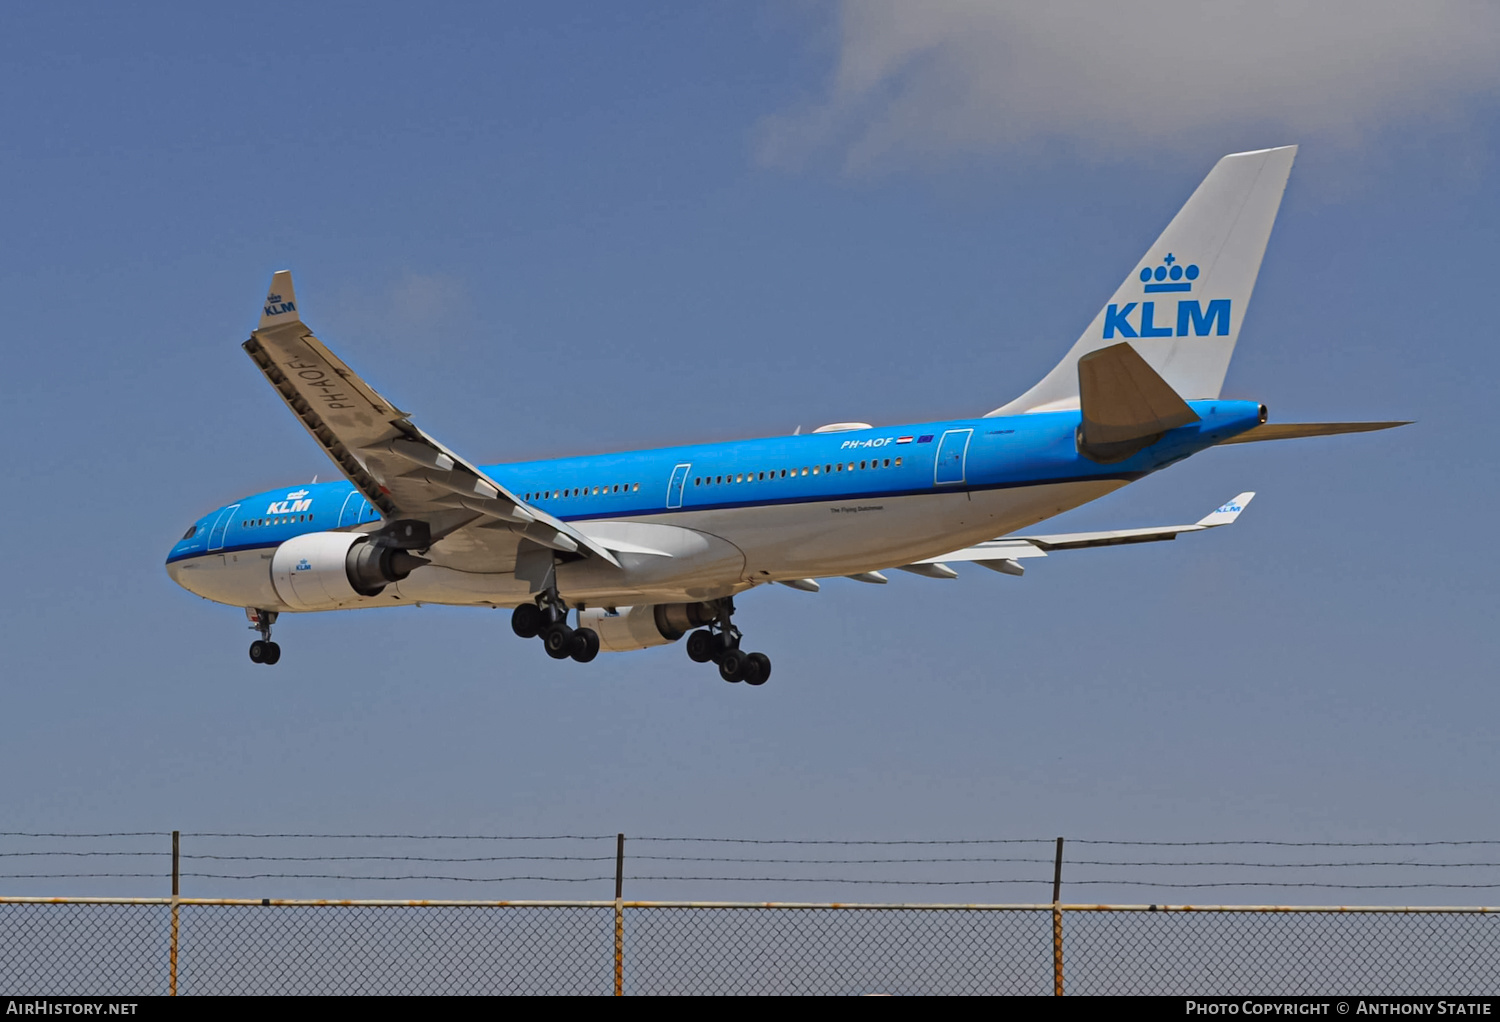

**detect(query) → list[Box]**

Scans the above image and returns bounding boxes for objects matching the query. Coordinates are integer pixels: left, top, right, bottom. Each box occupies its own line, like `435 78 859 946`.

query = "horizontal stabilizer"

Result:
1077 342 1199 462
918 492 1254 568
1217 421 1411 445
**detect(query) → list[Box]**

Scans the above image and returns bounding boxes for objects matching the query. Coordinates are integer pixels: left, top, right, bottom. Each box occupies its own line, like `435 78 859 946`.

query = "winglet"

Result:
1196 491 1255 527
259 270 301 329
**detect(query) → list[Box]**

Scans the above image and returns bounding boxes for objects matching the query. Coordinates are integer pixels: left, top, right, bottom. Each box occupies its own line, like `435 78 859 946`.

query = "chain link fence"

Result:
3 898 1497 995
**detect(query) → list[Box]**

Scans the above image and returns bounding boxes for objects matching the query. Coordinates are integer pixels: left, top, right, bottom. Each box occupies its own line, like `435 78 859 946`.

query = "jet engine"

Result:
577 602 718 653
269 532 428 611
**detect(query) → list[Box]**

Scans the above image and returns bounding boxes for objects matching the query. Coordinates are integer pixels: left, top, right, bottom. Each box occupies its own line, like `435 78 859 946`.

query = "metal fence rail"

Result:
2 898 1497 996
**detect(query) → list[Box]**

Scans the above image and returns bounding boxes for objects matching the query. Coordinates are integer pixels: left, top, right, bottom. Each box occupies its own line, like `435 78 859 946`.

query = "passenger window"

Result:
812 466 820 475
860 461 866 470
895 457 902 466
633 483 640 492
883 459 890 468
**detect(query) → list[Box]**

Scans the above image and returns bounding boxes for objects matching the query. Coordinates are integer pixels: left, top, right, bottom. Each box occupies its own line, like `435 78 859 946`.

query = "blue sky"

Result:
2 3 1498 905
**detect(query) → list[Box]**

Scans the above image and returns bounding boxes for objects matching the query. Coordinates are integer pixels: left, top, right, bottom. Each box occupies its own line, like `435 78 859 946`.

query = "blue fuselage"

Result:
168 401 1264 568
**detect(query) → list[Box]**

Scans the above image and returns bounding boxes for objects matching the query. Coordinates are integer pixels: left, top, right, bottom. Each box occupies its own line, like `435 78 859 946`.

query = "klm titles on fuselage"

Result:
1105 255 1230 339
266 489 311 515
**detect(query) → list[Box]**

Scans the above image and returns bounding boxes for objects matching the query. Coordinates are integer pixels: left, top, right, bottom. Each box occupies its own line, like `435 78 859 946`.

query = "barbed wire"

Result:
180 854 614 863
10 850 1500 869
186 833 616 840
0 832 169 838
7 834 1500 893
633 837 1056 845
0 852 165 858
10 833 1498 847
1070 839 1500 847
7 870 1500 890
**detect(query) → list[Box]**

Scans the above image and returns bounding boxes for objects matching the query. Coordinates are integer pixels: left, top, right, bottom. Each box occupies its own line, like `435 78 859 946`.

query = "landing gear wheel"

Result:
570 627 600 663
246 609 280 665
543 623 575 660
511 603 544 639
686 630 716 663
743 652 770 686
719 648 748 683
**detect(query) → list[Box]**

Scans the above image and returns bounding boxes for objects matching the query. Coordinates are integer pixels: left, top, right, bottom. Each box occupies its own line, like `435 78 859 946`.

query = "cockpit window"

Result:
182 525 198 540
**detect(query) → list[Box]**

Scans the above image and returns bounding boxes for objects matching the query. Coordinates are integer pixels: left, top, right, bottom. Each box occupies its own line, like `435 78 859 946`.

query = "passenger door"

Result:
666 463 691 509
207 504 240 551
934 429 973 486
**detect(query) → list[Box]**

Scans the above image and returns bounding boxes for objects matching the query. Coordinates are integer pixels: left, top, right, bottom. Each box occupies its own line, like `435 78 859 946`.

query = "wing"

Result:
243 271 618 566
898 492 1255 578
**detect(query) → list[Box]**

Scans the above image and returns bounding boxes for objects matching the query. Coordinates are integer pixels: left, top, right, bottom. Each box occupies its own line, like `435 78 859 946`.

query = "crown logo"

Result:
1138 253 1199 293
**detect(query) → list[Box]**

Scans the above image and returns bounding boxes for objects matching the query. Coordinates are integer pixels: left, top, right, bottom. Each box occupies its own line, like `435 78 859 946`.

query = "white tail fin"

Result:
990 146 1297 416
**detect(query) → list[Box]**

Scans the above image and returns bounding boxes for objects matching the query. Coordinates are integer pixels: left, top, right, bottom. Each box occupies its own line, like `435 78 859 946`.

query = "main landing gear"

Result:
511 593 599 664
246 608 281 665
685 598 771 686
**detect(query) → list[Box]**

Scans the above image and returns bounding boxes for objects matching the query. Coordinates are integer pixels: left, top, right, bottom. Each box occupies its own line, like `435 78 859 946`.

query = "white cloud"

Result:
758 1 1500 170
325 271 473 351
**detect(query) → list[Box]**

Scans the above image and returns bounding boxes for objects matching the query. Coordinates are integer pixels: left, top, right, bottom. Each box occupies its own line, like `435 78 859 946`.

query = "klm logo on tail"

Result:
1104 254 1229 339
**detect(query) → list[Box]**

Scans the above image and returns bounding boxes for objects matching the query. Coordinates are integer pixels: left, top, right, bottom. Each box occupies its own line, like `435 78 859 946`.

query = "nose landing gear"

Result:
685 598 771 686
246 608 281 665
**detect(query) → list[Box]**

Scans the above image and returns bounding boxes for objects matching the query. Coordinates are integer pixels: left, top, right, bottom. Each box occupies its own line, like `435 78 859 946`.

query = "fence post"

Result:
614 833 625 997
170 830 180 998
1052 836 1064 996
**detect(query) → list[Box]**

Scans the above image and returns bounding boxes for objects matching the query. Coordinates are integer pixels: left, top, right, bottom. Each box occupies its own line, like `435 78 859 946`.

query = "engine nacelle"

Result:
577 602 718 653
270 532 427 611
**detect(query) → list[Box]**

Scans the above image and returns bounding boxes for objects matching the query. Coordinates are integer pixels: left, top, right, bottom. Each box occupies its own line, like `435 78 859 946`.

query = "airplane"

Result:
166 145 1406 685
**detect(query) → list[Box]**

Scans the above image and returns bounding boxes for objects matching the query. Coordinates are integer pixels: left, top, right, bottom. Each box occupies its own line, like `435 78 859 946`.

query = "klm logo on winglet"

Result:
1104 254 1229 339
264 291 296 318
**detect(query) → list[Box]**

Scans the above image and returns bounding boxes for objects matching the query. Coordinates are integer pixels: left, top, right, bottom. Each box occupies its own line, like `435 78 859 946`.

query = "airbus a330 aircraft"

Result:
167 145 1404 685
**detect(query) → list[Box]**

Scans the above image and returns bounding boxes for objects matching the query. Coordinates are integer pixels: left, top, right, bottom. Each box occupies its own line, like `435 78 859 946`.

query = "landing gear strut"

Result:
685 598 771 686
246 608 281 665
512 591 599 664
